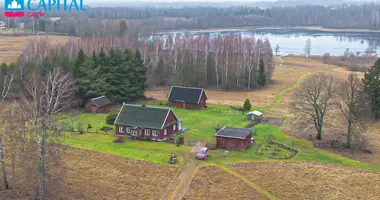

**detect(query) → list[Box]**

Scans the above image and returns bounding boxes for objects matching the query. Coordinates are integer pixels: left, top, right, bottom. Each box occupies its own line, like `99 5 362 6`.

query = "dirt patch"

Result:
182 166 268 200
229 162 380 200
262 118 284 126
0 148 177 200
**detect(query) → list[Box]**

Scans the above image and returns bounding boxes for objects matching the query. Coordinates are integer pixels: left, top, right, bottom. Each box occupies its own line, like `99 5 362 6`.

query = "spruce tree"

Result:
134 49 147 98
258 58 266 86
73 49 86 79
155 58 165 86
363 59 380 118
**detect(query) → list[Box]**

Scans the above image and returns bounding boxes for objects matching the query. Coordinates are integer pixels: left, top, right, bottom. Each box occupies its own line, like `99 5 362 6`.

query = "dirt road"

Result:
159 142 204 200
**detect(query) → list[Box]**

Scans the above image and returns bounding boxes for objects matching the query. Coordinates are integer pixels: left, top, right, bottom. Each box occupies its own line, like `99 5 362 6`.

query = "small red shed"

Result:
85 96 113 113
167 86 207 109
114 103 182 141
215 126 252 151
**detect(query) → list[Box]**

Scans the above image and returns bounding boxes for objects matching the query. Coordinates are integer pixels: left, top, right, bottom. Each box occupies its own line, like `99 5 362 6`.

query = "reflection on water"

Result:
155 28 380 56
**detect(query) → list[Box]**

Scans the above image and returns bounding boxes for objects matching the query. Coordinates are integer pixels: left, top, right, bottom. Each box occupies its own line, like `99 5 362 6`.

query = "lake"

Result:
155 28 380 56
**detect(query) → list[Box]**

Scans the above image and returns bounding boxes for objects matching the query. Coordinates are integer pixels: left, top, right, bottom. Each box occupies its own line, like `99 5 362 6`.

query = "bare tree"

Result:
14 67 75 200
304 38 311 58
0 63 15 102
292 73 338 140
337 73 364 148
0 112 9 189
275 44 280 56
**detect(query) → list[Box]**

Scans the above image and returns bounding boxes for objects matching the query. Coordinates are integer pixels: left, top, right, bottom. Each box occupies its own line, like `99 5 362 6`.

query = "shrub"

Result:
87 124 92 132
77 122 83 133
106 112 118 125
243 99 252 111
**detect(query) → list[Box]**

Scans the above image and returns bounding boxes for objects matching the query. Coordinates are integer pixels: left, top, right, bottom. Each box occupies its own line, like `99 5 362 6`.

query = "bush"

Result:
106 112 118 125
77 122 83 133
243 99 252 111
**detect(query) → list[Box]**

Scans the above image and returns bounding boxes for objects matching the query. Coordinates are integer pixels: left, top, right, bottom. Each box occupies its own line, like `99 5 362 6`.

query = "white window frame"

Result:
145 129 150 136
119 126 124 133
132 130 138 136
152 130 158 136
126 127 131 133
164 129 167 135
173 124 176 131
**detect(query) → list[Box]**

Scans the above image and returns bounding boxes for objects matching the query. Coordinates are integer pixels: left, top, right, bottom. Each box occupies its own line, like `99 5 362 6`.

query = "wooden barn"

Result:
114 103 182 141
167 86 207 109
215 126 252 151
86 96 113 113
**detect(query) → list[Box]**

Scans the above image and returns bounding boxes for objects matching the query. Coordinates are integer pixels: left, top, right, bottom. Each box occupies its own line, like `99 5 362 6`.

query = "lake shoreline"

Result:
158 26 380 34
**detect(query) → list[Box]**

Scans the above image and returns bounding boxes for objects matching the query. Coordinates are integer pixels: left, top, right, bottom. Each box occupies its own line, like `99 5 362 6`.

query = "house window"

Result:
145 129 150 136
173 124 176 131
164 129 167 135
119 126 124 133
152 130 158 136
132 130 138 136
126 127 131 133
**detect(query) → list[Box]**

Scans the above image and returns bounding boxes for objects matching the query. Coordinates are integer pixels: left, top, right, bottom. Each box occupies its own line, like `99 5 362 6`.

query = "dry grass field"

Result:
229 162 380 200
0 148 177 200
182 166 268 200
0 35 71 64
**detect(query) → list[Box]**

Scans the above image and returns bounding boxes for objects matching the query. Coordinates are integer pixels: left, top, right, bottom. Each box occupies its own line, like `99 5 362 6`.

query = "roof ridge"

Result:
172 85 203 90
123 104 170 110
91 95 106 100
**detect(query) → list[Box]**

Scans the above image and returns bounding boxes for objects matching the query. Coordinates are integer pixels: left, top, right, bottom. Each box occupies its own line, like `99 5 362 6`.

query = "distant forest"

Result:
1 4 380 36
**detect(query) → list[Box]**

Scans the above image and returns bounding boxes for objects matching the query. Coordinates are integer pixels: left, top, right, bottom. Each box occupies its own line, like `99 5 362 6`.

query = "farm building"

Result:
167 86 207 109
114 103 182 141
85 96 113 113
215 126 252 151
247 111 263 122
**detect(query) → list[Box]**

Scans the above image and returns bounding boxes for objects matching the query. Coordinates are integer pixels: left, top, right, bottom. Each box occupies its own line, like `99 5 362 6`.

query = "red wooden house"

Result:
167 86 207 109
114 103 182 141
215 126 252 151
86 96 113 113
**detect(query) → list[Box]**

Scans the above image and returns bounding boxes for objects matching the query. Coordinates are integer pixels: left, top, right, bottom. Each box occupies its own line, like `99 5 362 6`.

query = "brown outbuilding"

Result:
215 126 252 151
85 96 113 113
167 86 207 109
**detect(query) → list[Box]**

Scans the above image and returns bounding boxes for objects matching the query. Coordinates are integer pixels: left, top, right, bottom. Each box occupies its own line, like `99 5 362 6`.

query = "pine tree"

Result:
243 99 252 111
155 58 165 86
73 49 86 79
363 59 380 118
134 49 147 98
258 58 266 86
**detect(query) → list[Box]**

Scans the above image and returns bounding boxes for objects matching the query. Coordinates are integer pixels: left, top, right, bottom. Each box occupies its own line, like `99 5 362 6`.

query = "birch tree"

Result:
15 67 75 200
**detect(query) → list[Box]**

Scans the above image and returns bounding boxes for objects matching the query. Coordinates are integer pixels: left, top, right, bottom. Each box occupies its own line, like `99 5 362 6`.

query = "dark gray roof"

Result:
90 96 112 107
114 104 178 129
167 86 207 104
215 126 252 139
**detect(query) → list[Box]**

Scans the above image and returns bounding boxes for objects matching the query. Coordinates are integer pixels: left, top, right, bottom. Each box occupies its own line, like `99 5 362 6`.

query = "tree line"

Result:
2 4 380 37
149 34 274 89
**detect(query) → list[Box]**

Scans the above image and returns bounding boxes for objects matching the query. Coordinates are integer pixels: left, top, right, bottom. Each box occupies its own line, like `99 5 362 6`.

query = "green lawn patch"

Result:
61 113 113 133
61 133 190 167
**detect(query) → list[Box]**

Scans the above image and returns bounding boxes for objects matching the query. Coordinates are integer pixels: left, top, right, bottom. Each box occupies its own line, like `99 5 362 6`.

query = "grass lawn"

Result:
206 124 380 172
60 111 380 172
62 133 190 167
61 113 113 132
